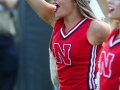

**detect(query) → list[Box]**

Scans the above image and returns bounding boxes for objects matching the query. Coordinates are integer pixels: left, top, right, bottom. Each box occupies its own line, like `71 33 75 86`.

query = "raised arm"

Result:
26 0 56 27
87 20 111 45
96 0 119 29
96 0 112 24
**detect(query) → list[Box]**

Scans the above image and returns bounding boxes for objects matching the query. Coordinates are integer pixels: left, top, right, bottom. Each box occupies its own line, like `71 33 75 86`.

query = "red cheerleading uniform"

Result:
52 18 102 90
99 29 120 90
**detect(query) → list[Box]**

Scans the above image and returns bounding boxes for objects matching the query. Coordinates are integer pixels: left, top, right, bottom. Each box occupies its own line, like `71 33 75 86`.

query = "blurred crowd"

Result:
0 0 19 90
0 0 54 90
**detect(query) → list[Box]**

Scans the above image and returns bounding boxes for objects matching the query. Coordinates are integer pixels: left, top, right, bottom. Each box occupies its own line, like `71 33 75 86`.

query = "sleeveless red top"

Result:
52 18 102 90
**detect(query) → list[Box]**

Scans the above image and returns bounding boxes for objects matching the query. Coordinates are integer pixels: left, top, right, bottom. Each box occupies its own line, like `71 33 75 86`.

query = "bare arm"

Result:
96 0 112 24
94 21 111 43
26 0 56 27
87 20 111 45
97 0 119 29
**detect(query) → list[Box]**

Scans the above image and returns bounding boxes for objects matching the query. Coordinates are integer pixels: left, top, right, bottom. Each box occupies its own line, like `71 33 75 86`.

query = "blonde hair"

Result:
75 0 97 19
50 0 97 20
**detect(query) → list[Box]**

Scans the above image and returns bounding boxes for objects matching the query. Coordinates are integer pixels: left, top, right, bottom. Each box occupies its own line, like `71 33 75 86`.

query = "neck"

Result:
112 20 120 30
116 29 120 39
63 12 84 33
114 22 120 39
118 23 120 37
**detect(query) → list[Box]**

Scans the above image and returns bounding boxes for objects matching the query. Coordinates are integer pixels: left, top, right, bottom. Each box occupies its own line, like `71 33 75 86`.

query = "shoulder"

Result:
87 19 111 45
90 20 111 32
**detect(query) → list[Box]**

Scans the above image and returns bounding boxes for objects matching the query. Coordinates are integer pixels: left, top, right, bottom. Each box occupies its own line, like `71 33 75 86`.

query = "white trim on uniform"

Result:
60 18 87 39
89 45 98 89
